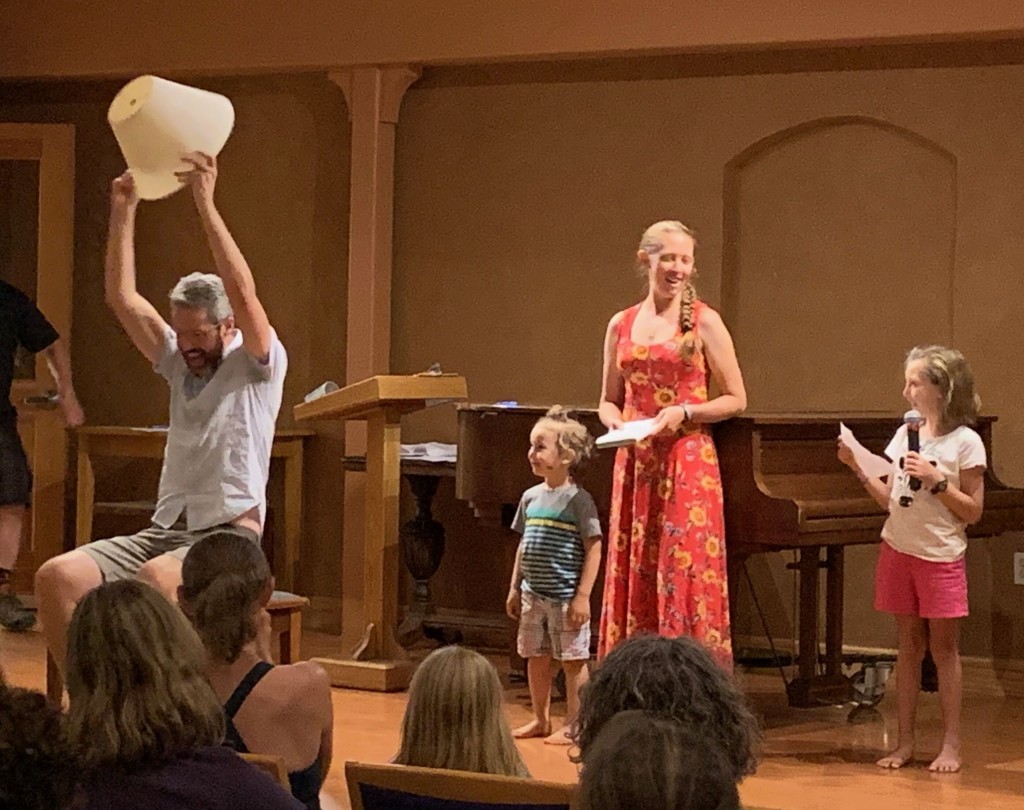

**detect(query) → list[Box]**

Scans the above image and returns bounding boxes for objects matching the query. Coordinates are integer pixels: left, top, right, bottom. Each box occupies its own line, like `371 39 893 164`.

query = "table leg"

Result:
282 447 303 592
75 435 94 547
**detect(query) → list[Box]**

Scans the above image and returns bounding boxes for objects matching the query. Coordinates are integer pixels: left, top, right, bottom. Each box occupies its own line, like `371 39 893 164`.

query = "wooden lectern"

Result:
293 374 468 691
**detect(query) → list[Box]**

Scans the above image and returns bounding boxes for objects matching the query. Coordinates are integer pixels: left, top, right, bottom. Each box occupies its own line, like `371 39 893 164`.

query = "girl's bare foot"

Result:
929 744 961 773
877 743 915 769
512 719 551 739
543 725 573 746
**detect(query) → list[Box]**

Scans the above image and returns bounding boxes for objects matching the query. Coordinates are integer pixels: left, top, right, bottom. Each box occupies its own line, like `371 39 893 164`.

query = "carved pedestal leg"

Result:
397 474 460 646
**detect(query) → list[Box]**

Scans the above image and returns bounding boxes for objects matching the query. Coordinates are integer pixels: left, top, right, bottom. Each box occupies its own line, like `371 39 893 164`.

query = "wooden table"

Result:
74 426 312 590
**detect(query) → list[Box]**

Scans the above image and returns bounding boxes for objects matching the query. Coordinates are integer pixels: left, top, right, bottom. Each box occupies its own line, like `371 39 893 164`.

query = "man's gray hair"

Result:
168 273 232 324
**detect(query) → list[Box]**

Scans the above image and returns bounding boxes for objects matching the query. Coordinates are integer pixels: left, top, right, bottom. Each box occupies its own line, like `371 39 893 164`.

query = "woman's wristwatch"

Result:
682 403 692 422
930 477 949 495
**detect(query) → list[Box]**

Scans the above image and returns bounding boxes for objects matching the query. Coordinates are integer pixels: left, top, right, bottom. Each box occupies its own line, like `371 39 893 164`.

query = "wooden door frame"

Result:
2 123 75 588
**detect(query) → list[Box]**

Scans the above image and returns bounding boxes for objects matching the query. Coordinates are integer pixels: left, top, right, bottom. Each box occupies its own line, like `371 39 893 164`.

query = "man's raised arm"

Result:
179 153 273 361
104 173 170 365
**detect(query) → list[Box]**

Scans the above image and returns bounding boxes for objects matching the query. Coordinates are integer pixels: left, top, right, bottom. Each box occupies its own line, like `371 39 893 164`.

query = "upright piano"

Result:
456 407 1024 706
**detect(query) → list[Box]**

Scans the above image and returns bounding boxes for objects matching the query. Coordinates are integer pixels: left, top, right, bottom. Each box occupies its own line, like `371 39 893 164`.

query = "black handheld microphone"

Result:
905 409 925 492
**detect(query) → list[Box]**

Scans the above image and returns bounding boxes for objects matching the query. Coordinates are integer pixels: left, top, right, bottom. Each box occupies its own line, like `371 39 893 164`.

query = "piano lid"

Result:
454 407 1024 545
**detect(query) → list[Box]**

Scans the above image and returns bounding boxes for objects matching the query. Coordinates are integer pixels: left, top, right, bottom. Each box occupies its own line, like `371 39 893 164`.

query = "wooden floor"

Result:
4 628 1024 810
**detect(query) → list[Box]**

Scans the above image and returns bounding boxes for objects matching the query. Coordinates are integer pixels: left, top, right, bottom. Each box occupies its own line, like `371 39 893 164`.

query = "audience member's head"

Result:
572 634 759 780
65 579 225 771
0 682 78 809
179 531 273 663
578 710 740 810
394 645 529 777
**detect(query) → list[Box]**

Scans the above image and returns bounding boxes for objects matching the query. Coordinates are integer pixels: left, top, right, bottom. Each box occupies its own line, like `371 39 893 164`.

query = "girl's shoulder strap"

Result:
223 661 275 719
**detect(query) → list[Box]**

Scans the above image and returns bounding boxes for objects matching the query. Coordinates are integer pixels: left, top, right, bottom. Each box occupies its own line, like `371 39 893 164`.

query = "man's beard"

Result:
182 341 223 376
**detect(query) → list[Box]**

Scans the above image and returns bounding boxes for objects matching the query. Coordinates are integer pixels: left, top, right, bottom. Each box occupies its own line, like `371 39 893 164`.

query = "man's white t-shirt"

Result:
881 424 987 562
152 327 287 532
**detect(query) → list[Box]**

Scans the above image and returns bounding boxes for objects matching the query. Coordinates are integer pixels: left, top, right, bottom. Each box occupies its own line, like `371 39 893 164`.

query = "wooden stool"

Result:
46 590 310 702
266 590 309 664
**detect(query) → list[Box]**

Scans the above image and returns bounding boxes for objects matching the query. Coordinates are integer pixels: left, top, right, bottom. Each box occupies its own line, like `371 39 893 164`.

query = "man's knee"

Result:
136 556 183 601
35 551 102 604
0 504 26 550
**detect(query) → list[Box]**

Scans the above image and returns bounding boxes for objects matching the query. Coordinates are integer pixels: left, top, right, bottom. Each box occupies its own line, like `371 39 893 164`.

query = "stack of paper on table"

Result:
399 442 458 463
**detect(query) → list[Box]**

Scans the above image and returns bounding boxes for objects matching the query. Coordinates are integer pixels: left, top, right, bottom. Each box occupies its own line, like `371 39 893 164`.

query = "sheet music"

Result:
595 418 658 449
839 422 892 479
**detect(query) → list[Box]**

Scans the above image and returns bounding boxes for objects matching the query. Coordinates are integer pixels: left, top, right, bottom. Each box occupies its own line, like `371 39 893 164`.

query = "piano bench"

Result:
45 590 309 702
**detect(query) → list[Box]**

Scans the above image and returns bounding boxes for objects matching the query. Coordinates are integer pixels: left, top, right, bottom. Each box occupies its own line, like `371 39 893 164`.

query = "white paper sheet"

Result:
595 418 658 449
400 442 457 463
839 422 893 479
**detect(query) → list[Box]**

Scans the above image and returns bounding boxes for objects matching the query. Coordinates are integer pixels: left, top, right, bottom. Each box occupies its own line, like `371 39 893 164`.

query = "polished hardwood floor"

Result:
4 628 1024 810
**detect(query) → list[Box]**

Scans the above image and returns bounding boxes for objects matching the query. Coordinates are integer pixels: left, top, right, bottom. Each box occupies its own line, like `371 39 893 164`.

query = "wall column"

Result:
329 65 420 649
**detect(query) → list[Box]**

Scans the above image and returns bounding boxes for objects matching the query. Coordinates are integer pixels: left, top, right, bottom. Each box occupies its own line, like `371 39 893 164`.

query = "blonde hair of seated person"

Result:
394 645 529 777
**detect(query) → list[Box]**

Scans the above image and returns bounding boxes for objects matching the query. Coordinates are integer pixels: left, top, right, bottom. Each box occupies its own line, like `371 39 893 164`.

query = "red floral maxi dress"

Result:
597 301 733 670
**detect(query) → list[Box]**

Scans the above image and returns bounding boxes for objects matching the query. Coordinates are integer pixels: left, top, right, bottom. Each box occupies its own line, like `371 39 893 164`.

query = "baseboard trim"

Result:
734 634 1024 699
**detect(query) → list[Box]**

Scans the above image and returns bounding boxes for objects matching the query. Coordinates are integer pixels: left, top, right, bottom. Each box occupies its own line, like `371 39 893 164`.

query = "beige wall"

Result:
392 63 1024 658
3 2 1024 78
4 55 1024 659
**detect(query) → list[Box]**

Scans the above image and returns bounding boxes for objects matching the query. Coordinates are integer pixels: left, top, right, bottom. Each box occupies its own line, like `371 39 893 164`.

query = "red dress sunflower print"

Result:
597 301 732 670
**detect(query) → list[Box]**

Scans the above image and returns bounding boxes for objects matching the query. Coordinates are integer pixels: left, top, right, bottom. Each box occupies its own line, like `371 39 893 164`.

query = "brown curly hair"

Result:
534 406 595 475
0 683 78 809
578 710 740 810
571 635 759 781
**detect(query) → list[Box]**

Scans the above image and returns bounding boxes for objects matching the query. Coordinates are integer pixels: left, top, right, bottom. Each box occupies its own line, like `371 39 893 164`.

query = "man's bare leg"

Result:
0 504 25 571
0 504 35 631
136 553 184 603
35 550 104 675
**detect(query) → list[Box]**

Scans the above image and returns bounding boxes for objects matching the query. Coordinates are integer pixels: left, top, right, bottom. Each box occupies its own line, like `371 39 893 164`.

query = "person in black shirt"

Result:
0 280 84 631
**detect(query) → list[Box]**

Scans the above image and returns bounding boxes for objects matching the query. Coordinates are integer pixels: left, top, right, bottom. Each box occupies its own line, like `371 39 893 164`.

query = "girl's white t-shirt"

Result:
881 424 987 562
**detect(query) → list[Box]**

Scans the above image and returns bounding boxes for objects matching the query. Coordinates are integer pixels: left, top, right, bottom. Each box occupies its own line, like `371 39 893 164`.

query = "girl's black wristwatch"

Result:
930 477 949 495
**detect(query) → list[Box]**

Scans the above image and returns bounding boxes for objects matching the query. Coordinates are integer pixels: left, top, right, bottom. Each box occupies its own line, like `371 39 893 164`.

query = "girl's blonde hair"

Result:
394 646 529 777
534 406 595 475
638 220 699 359
906 345 981 430
180 532 271 663
65 580 225 771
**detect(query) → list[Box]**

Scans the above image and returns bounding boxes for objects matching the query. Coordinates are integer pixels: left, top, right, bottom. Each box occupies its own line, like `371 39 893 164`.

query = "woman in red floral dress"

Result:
597 221 747 670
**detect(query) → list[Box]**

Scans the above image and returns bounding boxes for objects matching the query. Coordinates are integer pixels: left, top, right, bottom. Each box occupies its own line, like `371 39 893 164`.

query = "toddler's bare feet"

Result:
543 725 573 746
877 743 915 769
512 719 551 739
929 744 961 773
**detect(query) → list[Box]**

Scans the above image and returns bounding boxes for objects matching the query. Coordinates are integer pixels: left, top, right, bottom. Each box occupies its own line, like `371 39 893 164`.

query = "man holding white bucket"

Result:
36 152 287 674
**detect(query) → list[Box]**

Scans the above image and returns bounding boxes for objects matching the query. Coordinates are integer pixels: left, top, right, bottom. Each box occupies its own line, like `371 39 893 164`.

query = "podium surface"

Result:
294 375 468 422
294 374 467 691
